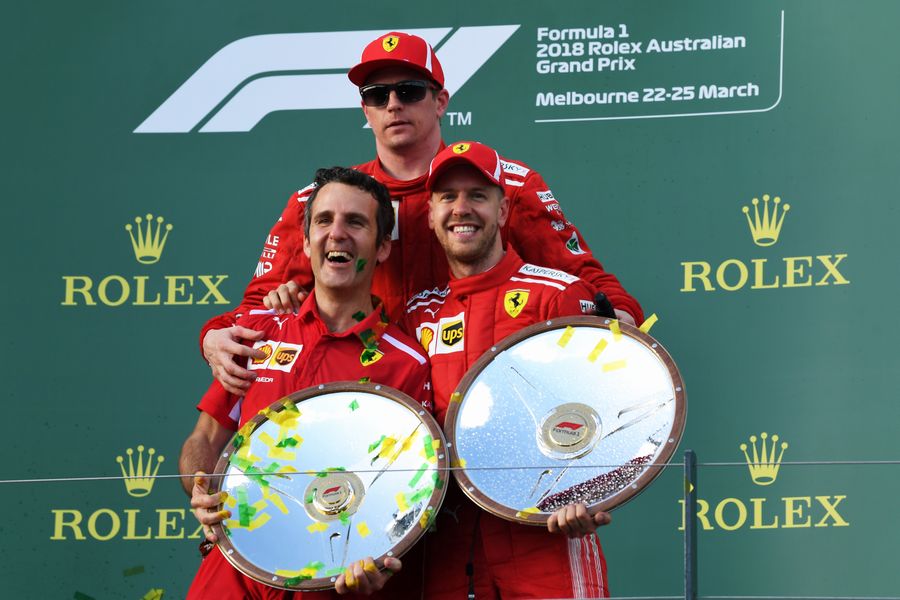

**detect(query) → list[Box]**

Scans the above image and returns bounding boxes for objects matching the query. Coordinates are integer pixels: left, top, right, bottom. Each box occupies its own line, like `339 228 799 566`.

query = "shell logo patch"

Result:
382 35 399 52
419 326 435 353
503 289 530 318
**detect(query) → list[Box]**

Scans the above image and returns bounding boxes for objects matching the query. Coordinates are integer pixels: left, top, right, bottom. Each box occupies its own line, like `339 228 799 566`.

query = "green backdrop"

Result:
2 1 898 598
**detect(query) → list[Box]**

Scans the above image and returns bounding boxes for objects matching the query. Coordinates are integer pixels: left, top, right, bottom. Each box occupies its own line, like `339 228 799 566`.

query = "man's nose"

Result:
385 89 404 110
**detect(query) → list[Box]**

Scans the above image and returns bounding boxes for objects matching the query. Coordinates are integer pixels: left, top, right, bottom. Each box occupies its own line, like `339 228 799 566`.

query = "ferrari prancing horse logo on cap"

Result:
452 143 471 154
504 289 529 318
382 35 399 52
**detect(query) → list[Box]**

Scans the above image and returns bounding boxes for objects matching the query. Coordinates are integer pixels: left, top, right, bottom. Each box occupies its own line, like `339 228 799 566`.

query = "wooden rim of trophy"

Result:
444 316 686 525
207 381 448 590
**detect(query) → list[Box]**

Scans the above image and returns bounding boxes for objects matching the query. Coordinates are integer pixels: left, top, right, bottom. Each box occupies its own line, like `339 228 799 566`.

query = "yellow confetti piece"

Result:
587 338 608 363
251 499 268 511
356 522 371 538
451 458 467 469
557 325 575 348
262 487 289 514
235 444 262 464
306 521 329 533
432 439 442 450
639 313 658 334
396 491 410 513
515 506 540 518
141 589 164 600
610 320 622 341
419 506 435 530
602 360 627 372
224 495 236 508
449 392 462 403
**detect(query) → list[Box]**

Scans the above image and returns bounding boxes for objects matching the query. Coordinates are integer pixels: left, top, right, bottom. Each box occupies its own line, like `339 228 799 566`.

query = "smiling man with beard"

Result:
404 141 613 599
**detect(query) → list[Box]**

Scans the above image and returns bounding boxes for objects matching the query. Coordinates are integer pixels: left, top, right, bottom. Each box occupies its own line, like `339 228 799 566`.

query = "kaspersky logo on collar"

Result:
681 194 849 293
135 26 519 133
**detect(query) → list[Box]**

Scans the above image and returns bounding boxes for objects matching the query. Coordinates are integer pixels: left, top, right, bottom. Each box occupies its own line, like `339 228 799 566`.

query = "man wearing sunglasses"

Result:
199 31 644 397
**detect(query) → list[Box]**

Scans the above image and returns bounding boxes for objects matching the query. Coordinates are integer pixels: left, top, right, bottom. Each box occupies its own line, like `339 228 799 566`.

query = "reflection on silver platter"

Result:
446 316 686 525
208 383 448 590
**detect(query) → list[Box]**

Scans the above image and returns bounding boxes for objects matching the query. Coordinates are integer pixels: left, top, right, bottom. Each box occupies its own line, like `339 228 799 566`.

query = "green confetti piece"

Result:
316 466 346 478
379 308 389 325
74 593 96 600
408 463 429 488
358 376 370 384
356 258 367 272
275 436 300 448
307 560 326 571
141 588 164 600
368 435 386 453
352 311 366 322
339 511 350 525
422 435 434 459
432 472 444 489
229 454 253 471
236 486 254 526
325 567 345 577
123 565 145 577
231 434 244 449
264 462 281 474
349 399 359 411
283 576 307 587
223 524 232 537
305 491 315 504
408 486 433 504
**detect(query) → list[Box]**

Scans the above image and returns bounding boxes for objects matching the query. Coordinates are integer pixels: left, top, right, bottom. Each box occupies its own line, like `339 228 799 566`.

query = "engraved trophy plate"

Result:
209 383 447 590
445 317 685 525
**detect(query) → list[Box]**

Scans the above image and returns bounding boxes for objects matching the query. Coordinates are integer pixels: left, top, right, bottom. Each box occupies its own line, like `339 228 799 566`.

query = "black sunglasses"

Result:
359 80 435 107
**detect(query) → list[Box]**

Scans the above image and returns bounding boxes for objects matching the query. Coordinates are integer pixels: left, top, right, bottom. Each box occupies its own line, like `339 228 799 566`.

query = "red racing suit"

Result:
188 292 431 600
199 152 643 355
402 249 609 599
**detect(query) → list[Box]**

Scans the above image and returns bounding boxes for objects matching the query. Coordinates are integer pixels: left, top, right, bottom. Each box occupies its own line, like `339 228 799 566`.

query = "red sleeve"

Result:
503 168 644 323
545 279 598 321
196 380 240 431
198 188 315 357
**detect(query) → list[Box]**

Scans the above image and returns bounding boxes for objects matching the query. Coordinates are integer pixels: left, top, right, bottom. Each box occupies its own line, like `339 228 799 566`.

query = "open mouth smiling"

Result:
326 250 353 263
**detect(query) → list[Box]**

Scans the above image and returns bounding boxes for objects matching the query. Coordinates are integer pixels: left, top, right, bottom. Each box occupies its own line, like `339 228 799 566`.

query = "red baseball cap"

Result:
426 142 503 191
348 32 445 88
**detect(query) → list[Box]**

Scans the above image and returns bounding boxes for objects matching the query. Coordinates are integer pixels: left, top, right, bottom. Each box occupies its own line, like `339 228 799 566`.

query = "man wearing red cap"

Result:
200 30 644 410
405 140 612 599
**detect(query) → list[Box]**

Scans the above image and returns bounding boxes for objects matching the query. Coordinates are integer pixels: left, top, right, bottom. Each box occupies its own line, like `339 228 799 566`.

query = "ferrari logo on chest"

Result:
504 289 530 318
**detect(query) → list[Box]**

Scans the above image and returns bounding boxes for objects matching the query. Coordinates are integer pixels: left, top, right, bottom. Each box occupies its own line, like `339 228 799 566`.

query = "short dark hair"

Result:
304 167 394 242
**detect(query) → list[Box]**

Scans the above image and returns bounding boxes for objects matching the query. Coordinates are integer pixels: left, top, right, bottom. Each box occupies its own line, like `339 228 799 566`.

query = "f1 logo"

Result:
136 26 519 133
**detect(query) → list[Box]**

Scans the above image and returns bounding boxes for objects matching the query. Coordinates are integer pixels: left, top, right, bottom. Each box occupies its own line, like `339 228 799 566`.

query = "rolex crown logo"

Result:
740 432 788 486
116 445 165 497
742 194 789 247
125 214 173 264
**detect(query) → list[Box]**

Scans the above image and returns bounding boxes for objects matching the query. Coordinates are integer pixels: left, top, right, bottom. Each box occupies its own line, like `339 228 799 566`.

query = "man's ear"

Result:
303 234 311 258
375 236 392 265
497 195 510 228
435 88 450 119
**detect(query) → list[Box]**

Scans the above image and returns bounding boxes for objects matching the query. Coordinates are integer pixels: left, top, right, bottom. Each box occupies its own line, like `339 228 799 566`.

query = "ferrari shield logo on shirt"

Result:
360 348 384 366
566 232 586 255
248 340 303 372
503 289 530 318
